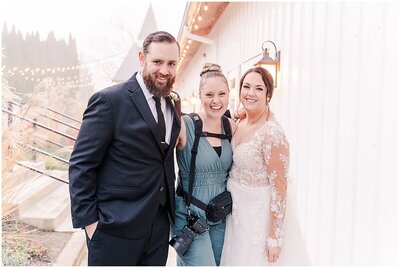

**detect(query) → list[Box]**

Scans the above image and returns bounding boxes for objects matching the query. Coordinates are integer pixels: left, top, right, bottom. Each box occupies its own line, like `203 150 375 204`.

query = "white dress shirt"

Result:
136 72 173 144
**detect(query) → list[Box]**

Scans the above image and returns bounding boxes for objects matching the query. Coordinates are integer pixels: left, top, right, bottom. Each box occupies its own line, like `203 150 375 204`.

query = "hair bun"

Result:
200 63 222 77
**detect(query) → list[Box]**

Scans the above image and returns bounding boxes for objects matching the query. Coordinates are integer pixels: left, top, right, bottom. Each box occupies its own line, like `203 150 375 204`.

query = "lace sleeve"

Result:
262 122 289 248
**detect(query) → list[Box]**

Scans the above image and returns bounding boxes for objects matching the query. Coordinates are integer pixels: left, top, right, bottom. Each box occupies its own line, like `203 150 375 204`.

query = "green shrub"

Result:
2 242 31 266
44 157 68 170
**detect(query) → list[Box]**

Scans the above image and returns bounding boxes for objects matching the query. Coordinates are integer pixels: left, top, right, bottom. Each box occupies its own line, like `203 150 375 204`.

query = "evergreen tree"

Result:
2 23 93 102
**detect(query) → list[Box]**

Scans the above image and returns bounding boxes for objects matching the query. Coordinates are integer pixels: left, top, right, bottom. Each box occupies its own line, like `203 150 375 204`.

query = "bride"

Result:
220 67 310 265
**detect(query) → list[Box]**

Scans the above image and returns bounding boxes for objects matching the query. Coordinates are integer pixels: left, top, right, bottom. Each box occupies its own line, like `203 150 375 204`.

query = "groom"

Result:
69 31 181 266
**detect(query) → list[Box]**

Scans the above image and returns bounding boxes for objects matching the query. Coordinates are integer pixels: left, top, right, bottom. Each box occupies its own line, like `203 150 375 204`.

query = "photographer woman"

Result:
171 63 236 266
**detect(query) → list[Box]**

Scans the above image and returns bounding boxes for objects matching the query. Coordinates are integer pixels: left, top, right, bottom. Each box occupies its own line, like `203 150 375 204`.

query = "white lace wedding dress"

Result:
220 115 311 266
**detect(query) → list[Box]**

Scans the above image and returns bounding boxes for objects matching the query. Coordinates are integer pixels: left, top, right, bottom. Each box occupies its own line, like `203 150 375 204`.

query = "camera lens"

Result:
169 235 190 256
169 226 196 256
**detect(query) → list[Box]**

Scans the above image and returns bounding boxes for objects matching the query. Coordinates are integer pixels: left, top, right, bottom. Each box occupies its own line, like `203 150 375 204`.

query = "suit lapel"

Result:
127 75 164 155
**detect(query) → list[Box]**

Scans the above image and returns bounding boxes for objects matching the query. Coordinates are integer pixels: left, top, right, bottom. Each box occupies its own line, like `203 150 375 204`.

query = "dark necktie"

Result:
153 96 168 207
153 96 166 142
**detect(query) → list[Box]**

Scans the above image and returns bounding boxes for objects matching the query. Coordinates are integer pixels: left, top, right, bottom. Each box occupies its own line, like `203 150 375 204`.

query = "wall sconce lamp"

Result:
254 40 280 88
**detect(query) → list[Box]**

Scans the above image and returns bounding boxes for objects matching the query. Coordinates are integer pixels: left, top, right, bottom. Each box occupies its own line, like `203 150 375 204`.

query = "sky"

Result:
1 0 187 90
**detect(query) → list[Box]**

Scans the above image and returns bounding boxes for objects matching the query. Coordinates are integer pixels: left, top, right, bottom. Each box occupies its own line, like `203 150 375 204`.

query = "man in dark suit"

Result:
69 31 181 266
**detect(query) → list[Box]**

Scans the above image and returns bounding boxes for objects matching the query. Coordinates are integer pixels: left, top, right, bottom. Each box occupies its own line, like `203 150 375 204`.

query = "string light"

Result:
3 64 81 75
3 70 93 85
3 51 125 79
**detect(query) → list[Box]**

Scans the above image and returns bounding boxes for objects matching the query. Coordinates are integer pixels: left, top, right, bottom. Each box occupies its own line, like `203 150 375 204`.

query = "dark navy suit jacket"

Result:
69 73 180 239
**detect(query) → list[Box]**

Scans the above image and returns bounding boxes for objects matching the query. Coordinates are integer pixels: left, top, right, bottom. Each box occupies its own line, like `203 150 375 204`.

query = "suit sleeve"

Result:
69 91 114 228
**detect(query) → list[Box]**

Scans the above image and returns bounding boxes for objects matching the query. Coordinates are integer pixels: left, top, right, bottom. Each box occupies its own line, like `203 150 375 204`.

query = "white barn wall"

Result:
175 1 398 265
175 45 212 113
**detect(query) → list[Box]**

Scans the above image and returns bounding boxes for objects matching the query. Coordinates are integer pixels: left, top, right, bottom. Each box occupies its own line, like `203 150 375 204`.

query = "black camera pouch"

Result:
205 190 233 222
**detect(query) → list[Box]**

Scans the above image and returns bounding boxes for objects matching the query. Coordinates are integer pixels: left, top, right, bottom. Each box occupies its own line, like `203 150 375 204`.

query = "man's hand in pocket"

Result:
85 221 98 240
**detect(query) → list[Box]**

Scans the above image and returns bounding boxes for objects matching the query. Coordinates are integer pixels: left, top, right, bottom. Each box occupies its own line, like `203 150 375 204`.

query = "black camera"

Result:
169 215 209 256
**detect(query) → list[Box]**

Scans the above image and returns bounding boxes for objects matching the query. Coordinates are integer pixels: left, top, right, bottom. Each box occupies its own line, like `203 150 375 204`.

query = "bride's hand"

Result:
266 246 281 263
233 107 246 122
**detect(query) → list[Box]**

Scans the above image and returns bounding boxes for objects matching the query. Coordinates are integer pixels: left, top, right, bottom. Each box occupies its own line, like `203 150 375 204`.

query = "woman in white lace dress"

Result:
220 67 310 265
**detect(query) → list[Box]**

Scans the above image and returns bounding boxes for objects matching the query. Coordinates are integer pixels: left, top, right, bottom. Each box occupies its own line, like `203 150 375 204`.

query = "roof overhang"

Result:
176 2 229 78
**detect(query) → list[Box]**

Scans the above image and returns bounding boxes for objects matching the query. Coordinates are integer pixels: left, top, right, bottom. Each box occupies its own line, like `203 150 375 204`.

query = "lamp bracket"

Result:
262 40 279 60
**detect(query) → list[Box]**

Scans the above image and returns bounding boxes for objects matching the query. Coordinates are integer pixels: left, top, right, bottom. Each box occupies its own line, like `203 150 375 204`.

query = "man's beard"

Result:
142 69 175 97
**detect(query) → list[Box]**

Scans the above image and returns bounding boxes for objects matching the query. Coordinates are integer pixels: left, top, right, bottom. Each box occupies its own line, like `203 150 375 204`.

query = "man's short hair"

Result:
142 31 180 54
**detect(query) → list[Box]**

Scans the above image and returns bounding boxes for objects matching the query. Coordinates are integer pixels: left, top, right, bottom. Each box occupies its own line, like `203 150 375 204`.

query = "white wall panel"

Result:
333 2 362 264
175 1 399 265
377 2 398 264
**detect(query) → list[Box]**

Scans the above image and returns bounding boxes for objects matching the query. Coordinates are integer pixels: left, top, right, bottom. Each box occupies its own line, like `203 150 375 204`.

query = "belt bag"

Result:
177 186 233 222
205 190 232 222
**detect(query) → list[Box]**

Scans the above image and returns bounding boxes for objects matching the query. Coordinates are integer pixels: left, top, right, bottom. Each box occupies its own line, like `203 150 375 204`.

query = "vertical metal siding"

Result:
175 1 398 265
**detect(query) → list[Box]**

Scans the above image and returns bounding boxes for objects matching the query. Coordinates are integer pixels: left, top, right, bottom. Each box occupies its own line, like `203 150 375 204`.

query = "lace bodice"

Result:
229 115 289 248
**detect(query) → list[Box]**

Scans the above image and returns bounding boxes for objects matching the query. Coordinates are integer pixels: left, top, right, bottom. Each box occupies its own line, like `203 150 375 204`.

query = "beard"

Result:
142 66 175 97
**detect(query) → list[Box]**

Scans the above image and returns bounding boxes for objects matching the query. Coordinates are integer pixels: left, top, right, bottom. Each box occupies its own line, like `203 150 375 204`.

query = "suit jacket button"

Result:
159 186 164 192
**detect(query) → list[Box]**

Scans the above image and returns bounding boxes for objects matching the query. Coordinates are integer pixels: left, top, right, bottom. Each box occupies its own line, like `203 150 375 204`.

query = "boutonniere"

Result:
168 91 182 116
168 91 180 102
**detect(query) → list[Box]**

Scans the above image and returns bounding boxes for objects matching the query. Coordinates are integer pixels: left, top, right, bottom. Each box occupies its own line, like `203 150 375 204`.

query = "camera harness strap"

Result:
180 113 232 214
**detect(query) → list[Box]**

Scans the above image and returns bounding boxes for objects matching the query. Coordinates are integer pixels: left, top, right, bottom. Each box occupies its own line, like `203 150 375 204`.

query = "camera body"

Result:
169 215 209 256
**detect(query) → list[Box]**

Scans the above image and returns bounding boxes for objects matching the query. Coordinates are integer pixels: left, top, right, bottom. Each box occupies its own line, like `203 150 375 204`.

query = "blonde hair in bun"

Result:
200 63 222 77
199 63 228 92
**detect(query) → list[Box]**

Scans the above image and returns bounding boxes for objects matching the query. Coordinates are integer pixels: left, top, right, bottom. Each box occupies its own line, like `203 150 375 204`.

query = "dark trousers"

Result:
85 206 170 266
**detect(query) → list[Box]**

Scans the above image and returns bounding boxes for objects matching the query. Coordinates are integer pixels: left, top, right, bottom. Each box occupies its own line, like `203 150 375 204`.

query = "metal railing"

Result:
2 108 76 141
46 107 82 124
16 161 69 184
7 101 81 130
17 142 69 164
36 135 65 149
40 113 80 131
3 101 79 184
